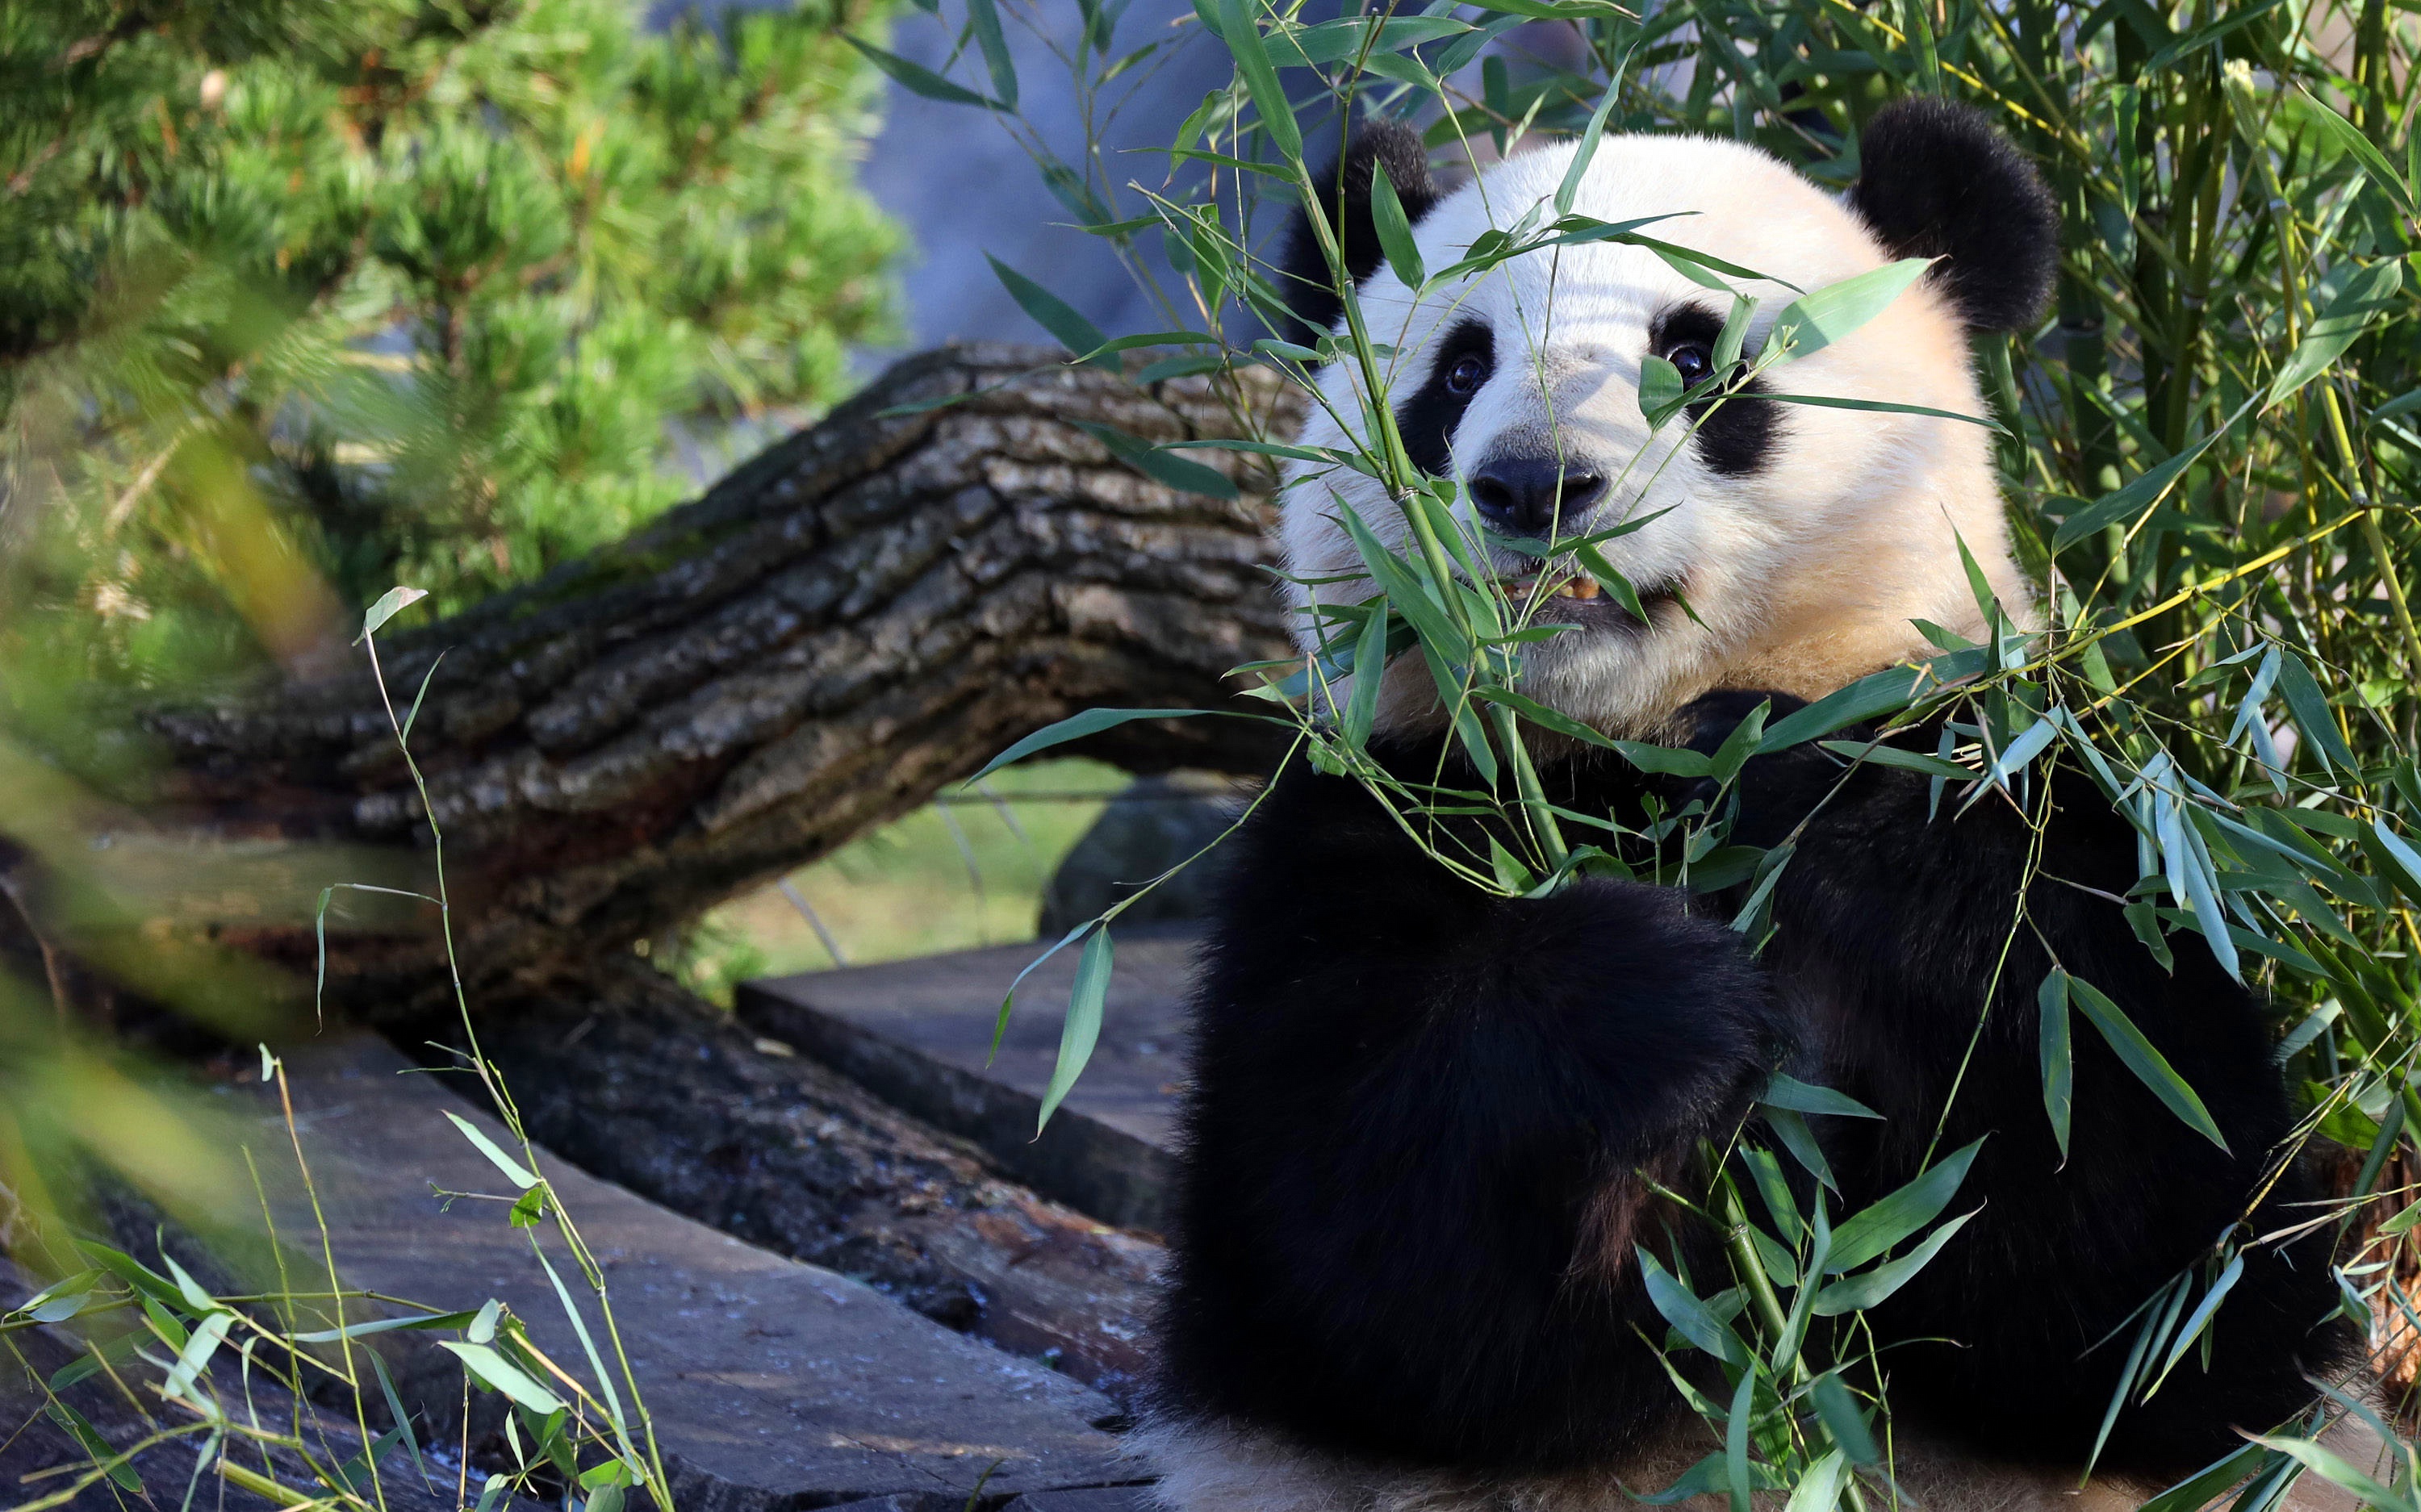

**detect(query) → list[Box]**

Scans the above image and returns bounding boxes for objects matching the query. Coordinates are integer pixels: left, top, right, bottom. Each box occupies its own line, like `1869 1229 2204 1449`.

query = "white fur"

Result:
1278 132 2033 738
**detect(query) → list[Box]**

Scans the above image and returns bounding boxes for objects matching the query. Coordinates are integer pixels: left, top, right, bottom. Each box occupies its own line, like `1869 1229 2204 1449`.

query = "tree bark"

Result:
136 345 1301 1006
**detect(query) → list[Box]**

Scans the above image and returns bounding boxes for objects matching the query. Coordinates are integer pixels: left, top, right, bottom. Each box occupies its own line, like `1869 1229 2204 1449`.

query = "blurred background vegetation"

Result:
1 0 898 710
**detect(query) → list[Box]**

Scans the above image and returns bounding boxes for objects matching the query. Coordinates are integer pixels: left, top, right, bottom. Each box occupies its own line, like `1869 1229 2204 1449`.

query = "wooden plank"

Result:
736 929 1198 1232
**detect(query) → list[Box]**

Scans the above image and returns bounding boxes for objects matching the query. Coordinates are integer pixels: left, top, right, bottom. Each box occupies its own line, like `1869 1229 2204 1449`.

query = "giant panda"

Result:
1136 102 2362 1512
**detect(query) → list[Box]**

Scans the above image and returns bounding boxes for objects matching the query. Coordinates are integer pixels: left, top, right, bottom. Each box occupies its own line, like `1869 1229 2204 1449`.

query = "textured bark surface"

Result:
146 345 1300 1007
399 959 1162 1400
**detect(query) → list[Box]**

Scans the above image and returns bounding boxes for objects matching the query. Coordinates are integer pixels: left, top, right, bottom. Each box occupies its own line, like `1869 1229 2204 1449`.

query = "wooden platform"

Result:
736 928 1198 1231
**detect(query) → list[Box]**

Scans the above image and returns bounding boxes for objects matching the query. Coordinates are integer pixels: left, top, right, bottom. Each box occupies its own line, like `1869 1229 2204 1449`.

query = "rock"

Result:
738 929 1195 1232
420 962 1164 1397
232 1034 1128 1509
1037 776 1239 938
1001 1486 1156 1512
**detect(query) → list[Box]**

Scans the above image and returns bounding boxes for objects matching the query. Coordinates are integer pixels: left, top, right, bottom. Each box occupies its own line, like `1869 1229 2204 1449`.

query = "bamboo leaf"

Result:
356 585 428 645
1341 596 1389 749
1273 15 1472 65
2049 407 2244 553
444 1111 538 1189
1070 421 1240 498
1636 1247 1749 1364
1765 1107 1838 1192
1469 686 1616 752
2369 820 2421 906
988 256 1113 368
1758 391 2003 430
1609 738 1712 777
438 1341 568 1415
1038 927 1114 1130
1811 1372 1880 1464
293 1309 483 1344
970 708 1223 783
2068 975 2231 1152
1369 161 1425 290
847 36 997 109
2136 1442 2278 1512
965 0 1018 108
1556 86 1624 216
2247 1434 2402 1510
1219 0 1301 161
1756 665 1925 754
1825 1138 1985 1273
2268 259 2403 407
1767 257 1934 362
1760 1073 1881 1120
1639 354 1686 428
1725 1367 1756 1512
2039 970 2074 1162
1811 1209 1978 1315
2295 88 2420 218
2273 650 2360 772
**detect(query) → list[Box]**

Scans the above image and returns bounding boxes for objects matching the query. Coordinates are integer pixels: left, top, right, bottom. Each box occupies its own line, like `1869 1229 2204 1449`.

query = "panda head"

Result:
1273 101 2058 739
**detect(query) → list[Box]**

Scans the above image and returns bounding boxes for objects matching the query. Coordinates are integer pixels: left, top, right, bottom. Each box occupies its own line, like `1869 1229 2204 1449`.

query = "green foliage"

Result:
0 0 900 695
936 0 2421 1498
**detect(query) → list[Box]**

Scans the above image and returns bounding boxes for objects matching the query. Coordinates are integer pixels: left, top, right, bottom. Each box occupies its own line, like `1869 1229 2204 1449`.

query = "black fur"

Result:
1847 98 2059 332
1276 118 1442 349
1651 303 1783 477
1161 746 1792 1469
1160 694 2352 1478
1394 318 1495 478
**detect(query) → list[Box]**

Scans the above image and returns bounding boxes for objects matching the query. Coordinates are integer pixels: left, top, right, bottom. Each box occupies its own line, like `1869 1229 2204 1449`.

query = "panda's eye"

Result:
1444 353 1490 396
1668 343 1714 386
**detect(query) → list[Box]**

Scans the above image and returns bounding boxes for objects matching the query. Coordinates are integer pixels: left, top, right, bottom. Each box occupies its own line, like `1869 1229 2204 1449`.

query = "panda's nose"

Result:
1467 457 1606 537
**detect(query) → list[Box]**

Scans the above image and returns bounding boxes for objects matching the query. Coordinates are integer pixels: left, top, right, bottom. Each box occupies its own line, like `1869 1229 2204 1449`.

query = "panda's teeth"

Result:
1566 575 1601 601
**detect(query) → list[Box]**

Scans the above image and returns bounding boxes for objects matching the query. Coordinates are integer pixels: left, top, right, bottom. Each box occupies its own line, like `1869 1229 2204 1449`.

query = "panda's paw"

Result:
1668 689 1808 758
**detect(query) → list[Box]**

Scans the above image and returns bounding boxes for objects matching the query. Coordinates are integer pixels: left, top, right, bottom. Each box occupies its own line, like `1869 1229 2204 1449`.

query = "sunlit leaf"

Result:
438 1341 568 1415
356 585 428 645
1767 257 1934 362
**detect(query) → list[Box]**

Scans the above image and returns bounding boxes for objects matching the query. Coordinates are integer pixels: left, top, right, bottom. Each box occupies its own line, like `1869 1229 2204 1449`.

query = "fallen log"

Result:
137 345 1299 1009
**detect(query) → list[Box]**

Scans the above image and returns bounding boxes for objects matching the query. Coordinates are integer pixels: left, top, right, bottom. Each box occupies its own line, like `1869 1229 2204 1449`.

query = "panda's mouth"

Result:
1498 572 1679 632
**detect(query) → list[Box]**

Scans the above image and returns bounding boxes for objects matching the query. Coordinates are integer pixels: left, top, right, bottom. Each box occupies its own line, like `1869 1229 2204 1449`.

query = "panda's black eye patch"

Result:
1649 303 1781 478
1394 319 1495 478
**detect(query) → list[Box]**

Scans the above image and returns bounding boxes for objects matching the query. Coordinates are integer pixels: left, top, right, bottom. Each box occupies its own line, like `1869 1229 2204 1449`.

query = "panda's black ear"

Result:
1846 99 2058 333
1275 118 1440 347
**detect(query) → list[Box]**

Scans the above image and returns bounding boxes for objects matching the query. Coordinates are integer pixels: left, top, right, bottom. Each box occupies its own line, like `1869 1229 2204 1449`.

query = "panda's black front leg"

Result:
1157 741 1796 1472
1670 691 2353 1476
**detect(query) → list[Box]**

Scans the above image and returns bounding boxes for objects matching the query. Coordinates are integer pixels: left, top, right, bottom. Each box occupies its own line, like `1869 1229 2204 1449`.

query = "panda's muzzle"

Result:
1468 457 1607 537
